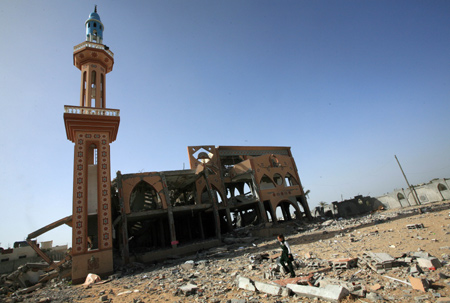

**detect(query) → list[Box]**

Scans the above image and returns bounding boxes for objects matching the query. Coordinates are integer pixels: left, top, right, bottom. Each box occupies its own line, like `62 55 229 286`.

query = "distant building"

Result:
377 178 450 209
313 195 383 219
0 241 68 274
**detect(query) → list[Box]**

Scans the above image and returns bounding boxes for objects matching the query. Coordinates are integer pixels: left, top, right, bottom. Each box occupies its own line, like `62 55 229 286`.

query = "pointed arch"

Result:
200 185 224 204
260 174 275 190
275 200 300 222
130 181 162 212
284 173 299 187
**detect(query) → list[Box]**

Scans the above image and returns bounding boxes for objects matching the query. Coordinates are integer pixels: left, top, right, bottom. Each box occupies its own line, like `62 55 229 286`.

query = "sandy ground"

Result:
15 201 450 303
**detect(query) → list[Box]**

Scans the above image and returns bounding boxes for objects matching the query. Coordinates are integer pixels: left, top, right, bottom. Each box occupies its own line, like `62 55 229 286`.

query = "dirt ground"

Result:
13 201 450 302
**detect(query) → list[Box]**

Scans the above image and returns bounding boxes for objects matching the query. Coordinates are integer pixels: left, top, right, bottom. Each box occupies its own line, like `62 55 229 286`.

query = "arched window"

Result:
438 183 448 191
130 181 162 212
260 175 275 190
94 22 97 27
100 74 105 108
82 71 87 106
284 173 299 187
200 186 224 204
243 183 252 196
397 193 405 200
90 70 96 107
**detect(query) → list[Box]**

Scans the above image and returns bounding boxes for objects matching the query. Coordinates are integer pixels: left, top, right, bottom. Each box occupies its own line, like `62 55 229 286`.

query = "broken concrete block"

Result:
408 276 429 292
178 283 198 294
329 257 358 269
416 257 442 269
287 283 349 302
436 298 450 303
254 281 282 296
407 223 424 229
236 276 256 291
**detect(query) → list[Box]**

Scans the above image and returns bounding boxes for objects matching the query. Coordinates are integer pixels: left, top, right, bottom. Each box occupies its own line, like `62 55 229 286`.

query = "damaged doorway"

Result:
275 201 298 222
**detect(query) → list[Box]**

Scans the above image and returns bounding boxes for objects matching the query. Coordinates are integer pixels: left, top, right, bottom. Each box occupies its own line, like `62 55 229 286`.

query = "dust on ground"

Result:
8 201 450 303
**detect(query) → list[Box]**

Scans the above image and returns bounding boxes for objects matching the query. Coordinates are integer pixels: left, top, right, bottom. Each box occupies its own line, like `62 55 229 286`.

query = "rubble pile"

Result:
1 201 450 302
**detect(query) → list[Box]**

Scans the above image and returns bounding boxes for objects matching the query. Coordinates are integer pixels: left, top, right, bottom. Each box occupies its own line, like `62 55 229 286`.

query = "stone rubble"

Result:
1 201 449 302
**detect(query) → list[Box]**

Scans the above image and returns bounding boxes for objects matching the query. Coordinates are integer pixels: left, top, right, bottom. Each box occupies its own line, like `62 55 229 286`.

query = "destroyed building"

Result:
112 146 312 265
18 8 313 284
313 195 384 219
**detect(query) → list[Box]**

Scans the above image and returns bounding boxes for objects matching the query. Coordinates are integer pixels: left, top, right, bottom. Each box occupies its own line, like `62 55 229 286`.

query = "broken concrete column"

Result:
287 283 349 302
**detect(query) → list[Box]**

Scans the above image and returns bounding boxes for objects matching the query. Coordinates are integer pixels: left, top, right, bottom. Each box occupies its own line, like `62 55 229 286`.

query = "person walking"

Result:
277 234 295 278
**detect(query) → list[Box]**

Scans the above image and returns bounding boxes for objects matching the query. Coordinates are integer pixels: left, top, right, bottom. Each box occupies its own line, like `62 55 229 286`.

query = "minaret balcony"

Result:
64 105 119 117
73 41 114 58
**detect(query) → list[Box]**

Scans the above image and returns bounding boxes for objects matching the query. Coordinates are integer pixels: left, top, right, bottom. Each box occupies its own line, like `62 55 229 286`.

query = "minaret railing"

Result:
64 105 119 116
73 41 114 57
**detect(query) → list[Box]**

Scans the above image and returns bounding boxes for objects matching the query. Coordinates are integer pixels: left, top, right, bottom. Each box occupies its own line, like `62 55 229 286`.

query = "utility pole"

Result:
395 155 421 205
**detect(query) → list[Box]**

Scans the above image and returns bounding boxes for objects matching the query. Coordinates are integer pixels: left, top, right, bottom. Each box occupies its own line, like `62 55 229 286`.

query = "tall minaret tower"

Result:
64 6 119 284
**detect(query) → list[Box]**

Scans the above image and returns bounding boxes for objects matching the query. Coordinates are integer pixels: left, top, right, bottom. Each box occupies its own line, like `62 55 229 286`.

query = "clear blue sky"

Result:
0 1 449 247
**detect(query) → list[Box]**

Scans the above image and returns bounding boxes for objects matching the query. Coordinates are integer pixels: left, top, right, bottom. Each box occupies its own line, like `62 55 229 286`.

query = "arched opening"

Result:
82 71 87 107
263 200 275 223
90 70 97 107
213 186 224 204
243 182 252 196
438 183 450 200
275 201 299 222
260 175 275 190
100 73 105 108
129 181 162 212
284 173 299 187
397 192 409 207
200 186 224 204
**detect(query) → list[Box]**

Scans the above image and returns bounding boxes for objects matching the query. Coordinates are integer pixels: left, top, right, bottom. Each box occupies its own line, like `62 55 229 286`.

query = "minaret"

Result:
64 7 119 284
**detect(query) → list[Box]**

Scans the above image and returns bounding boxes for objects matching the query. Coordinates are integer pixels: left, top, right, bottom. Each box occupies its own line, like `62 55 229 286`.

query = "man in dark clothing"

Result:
277 234 295 278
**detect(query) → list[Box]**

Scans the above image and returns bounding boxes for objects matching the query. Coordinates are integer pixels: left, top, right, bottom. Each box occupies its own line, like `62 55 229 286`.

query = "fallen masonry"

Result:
2 201 450 302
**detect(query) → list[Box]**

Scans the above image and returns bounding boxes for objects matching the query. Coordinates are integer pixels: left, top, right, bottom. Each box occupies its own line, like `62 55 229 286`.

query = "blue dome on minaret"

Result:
85 5 104 44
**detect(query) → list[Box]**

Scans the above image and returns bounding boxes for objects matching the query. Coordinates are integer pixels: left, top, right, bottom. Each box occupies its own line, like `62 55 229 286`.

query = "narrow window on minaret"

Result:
100 74 104 108
82 71 87 107
91 71 96 107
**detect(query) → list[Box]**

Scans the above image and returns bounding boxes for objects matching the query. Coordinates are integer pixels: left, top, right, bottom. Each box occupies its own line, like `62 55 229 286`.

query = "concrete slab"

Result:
287 283 349 302
254 281 282 296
